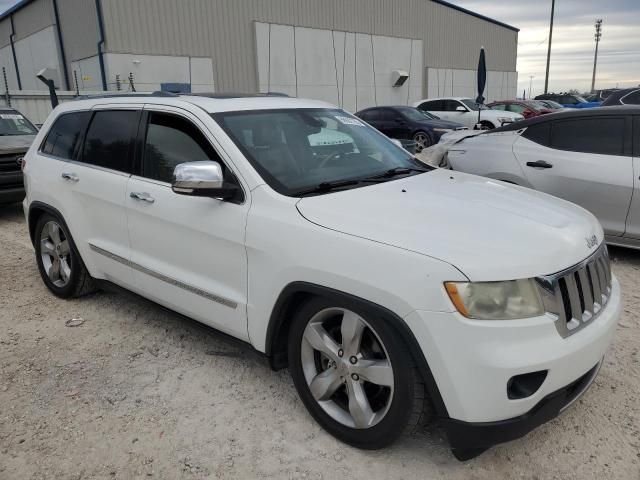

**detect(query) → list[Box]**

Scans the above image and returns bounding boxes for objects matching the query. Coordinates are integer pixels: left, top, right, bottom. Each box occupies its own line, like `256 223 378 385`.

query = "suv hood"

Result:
296 170 603 281
0 134 36 153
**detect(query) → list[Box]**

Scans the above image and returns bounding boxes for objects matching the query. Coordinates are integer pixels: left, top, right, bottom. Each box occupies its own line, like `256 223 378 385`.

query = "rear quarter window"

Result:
41 112 92 159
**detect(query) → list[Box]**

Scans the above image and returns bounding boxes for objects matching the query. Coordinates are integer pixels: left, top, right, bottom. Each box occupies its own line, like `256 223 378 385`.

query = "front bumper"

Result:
443 359 602 459
404 275 621 452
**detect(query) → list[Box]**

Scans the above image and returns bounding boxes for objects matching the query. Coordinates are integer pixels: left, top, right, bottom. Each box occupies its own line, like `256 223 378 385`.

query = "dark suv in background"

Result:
0 106 38 204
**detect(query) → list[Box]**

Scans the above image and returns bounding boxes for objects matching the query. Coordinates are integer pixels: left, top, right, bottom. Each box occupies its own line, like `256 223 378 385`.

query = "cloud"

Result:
446 0 640 95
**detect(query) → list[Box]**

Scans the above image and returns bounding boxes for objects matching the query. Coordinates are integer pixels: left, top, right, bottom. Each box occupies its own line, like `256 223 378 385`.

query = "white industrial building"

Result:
0 0 518 121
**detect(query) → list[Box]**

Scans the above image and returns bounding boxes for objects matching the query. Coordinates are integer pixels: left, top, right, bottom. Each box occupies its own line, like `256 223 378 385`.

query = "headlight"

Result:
497 117 515 124
445 279 544 320
432 128 452 133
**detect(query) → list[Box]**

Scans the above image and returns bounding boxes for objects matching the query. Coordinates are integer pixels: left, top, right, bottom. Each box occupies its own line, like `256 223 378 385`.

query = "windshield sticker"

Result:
0 114 24 120
335 116 365 127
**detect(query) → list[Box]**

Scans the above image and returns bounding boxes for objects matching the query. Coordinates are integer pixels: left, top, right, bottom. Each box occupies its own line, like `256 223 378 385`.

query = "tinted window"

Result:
634 117 640 157
444 100 465 111
143 113 220 183
561 96 578 105
622 90 640 105
41 112 91 159
81 111 138 172
522 122 551 146
551 117 625 155
418 100 442 111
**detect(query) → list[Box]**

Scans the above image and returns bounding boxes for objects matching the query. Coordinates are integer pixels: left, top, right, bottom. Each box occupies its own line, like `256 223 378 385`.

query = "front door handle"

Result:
526 160 553 169
129 191 155 203
61 172 79 182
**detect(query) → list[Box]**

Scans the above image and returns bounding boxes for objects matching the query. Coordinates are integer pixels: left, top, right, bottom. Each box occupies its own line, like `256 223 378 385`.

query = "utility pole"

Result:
591 19 603 93
529 76 534 99
544 0 555 94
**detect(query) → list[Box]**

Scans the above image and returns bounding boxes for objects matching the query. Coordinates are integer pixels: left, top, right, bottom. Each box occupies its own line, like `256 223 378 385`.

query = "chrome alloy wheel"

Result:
40 221 72 287
413 132 431 153
300 308 394 429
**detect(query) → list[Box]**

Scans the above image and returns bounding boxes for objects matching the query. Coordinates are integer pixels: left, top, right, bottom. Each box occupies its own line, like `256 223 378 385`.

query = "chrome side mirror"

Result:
172 161 240 200
455 106 467 112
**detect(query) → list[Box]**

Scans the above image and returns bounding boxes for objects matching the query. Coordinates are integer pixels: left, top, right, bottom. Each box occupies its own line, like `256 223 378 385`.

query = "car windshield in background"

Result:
0 112 37 135
396 107 435 122
575 96 588 103
461 99 488 111
214 108 430 196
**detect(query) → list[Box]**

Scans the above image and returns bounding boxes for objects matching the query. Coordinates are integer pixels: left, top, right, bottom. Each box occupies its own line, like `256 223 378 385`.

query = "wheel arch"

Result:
265 281 449 418
28 201 68 247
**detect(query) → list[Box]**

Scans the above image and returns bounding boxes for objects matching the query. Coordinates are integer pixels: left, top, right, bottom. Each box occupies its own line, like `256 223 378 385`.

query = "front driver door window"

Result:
125 109 249 338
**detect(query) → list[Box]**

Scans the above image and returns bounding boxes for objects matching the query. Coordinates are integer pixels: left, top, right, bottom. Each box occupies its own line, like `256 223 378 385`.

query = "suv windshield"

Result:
214 108 430 196
460 99 488 111
0 112 37 136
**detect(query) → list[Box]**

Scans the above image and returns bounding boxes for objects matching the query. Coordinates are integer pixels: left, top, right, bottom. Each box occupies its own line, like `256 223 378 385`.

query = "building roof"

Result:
0 0 519 32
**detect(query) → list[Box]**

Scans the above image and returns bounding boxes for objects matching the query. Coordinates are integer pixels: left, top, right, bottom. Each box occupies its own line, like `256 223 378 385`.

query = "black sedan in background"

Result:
355 106 466 152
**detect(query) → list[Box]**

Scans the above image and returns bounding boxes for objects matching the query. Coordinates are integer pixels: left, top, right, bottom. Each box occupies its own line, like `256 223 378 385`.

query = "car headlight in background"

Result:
445 279 544 320
497 117 515 124
432 128 453 133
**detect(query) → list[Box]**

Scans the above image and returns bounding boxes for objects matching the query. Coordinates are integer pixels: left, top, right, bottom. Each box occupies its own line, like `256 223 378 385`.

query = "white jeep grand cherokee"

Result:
22 93 621 460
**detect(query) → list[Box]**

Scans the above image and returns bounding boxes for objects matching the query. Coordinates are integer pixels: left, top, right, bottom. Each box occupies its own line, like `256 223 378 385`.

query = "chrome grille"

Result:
536 244 612 338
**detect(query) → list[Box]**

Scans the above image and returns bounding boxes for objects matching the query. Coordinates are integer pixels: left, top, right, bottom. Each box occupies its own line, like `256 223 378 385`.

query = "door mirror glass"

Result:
455 105 467 112
172 161 239 199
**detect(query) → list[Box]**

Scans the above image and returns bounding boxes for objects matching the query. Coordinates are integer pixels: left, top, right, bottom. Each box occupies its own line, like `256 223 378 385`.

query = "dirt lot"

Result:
0 203 639 480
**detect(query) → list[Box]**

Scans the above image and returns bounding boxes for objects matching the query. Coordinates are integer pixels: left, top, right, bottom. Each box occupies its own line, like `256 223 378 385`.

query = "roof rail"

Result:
182 92 290 99
73 91 178 100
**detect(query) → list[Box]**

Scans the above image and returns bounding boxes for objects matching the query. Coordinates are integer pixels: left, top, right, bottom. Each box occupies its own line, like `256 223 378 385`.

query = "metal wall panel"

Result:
56 0 99 62
10 0 54 42
99 0 517 93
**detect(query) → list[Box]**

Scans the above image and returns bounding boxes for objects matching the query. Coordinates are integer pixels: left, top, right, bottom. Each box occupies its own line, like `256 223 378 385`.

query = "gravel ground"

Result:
0 202 639 480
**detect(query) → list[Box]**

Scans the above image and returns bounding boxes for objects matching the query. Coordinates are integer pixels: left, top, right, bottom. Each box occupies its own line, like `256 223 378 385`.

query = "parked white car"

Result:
22 93 620 460
446 106 640 249
413 97 523 129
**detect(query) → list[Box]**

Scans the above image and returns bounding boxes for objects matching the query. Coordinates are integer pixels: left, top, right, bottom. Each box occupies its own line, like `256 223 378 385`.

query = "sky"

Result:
448 0 640 97
0 0 637 97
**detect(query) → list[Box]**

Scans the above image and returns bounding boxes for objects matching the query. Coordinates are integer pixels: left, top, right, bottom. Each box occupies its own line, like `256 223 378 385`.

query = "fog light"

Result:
507 370 548 400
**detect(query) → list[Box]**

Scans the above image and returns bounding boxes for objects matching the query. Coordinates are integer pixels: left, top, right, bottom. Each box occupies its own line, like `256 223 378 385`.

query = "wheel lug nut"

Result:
338 349 344 357
351 373 359 381
349 356 357 364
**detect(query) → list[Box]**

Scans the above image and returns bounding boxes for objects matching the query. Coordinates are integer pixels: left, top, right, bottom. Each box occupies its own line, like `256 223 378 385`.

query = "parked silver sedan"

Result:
445 106 640 249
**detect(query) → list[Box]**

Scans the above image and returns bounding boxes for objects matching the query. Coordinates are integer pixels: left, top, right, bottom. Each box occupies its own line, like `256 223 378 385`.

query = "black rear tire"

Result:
34 213 96 299
288 296 430 449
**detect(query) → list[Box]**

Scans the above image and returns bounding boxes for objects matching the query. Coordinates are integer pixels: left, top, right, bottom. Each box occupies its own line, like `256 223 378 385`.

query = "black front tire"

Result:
288 296 430 449
34 213 96 299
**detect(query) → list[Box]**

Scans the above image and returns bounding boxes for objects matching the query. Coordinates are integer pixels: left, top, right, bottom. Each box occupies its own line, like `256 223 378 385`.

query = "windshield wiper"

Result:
361 166 430 181
292 179 362 197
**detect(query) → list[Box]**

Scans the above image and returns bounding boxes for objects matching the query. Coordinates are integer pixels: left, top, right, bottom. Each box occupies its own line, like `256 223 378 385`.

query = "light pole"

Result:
591 19 603 93
544 0 555 94
529 76 535 99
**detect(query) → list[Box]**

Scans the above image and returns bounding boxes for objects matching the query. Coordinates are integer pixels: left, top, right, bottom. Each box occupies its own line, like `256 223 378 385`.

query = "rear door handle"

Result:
526 160 553 169
130 191 155 203
61 172 79 182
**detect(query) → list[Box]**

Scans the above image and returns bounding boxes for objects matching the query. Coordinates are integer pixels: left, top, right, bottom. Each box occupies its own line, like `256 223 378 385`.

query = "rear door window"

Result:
550 117 625 155
41 112 92 159
81 110 139 173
